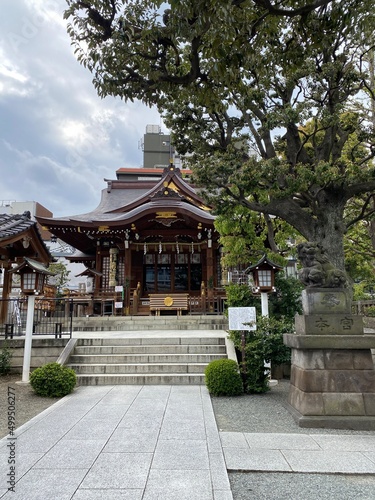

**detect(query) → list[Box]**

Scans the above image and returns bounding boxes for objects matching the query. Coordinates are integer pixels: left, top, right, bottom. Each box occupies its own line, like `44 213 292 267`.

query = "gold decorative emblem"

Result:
164 296 174 307
156 211 177 219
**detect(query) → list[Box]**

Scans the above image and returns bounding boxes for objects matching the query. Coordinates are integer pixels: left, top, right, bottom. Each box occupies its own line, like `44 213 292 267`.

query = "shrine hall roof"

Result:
39 166 212 225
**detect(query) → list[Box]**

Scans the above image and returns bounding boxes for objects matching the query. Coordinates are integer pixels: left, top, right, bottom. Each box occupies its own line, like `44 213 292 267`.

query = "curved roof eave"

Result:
38 199 215 229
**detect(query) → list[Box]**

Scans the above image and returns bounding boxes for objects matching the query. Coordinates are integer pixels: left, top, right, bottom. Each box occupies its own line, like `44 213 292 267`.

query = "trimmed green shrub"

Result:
205 359 243 396
0 342 13 376
30 362 76 398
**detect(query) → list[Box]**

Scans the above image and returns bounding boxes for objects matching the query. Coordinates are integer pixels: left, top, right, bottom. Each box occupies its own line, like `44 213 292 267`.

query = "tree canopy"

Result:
65 0 375 271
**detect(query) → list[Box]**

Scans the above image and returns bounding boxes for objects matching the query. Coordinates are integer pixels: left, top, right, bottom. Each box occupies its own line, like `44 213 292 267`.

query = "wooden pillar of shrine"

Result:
124 245 131 314
0 262 12 323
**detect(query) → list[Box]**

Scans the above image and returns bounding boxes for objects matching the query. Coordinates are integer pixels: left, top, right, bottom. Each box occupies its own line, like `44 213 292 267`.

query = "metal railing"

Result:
0 298 73 338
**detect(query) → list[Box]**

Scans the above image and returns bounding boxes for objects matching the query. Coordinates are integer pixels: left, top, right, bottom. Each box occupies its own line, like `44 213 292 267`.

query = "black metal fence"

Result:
0 298 73 338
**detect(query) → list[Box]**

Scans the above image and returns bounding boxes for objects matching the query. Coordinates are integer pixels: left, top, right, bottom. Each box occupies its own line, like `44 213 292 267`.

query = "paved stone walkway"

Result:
0 385 232 500
2 384 375 499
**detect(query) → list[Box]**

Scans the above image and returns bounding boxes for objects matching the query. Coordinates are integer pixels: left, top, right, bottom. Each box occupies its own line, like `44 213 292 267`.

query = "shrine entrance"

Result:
143 252 202 294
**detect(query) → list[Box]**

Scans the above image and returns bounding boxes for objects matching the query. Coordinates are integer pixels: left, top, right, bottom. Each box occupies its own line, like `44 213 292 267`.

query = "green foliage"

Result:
47 262 71 296
64 0 375 270
205 359 243 397
365 306 375 317
225 283 257 309
0 342 13 376
229 316 293 394
225 275 299 392
30 363 76 398
353 282 372 301
269 273 303 321
215 207 297 268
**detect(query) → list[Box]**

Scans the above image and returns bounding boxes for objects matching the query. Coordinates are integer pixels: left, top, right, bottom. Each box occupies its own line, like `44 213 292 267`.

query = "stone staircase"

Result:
71 315 228 332
67 337 228 385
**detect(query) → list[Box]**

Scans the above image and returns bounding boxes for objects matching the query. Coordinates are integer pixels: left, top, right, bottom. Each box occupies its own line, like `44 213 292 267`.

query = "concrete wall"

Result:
0 338 69 374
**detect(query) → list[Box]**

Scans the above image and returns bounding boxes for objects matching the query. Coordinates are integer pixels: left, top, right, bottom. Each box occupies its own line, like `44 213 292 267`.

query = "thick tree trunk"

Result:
300 195 347 271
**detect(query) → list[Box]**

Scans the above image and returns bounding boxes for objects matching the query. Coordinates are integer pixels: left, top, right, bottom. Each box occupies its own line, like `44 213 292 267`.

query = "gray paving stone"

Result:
81 452 153 489
164 403 204 421
152 439 210 470
223 447 292 472
72 489 143 499
98 385 142 404
311 434 375 451
80 404 130 422
214 491 234 500
142 469 213 500
362 451 375 463
104 427 159 452
33 439 105 469
137 385 171 399
0 451 43 480
63 420 117 440
118 413 162 430
209 452 232 491
220 433 248 448
0 468 87 500
130 397 167 412
13 429 66 454
159 419 206 440
244 432 321 451
283 450 375 473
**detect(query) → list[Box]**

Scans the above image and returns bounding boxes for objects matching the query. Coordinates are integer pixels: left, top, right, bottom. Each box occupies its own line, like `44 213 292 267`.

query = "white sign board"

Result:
115 286 124 292
228 307 256 331
114 301 123 309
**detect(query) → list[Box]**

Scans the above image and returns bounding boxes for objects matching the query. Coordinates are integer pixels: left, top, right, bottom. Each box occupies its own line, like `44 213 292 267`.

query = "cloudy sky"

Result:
0 0 164 218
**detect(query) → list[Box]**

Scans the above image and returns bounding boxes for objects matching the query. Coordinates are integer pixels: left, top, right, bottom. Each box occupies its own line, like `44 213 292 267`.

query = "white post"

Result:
260 292 269 318
260 291 277 386
21 294 35 383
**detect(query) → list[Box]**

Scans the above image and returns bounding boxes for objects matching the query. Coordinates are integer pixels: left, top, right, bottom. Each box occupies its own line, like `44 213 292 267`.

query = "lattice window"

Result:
117 256 124 286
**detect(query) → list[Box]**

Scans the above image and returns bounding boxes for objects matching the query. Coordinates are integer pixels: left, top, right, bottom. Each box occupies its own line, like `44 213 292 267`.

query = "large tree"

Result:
64 0 375 270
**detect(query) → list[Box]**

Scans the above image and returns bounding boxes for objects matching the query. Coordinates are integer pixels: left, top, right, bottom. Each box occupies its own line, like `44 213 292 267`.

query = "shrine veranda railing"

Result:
0 290 229 338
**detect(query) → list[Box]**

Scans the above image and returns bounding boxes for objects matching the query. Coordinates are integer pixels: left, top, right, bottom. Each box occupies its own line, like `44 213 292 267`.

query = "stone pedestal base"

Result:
284 334 375 430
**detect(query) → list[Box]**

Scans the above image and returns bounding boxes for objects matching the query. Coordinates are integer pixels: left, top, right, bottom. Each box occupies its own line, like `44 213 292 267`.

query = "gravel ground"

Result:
0 373 60 439
211 379 375 435
212 380 375 500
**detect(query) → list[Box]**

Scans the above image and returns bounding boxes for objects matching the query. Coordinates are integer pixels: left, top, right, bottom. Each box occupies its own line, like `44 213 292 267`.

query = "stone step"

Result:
76 373 206 385
78 337 225 346
68 362 208 374
73 344 227 355
68 336 227 386
69 353 225 364
71 315 228 332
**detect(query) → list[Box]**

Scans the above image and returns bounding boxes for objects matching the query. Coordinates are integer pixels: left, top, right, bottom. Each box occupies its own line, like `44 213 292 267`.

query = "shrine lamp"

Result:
246 255 283 294
10 258 55 295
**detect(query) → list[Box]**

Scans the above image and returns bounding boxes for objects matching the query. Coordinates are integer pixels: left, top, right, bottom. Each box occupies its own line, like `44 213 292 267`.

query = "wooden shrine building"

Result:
0 211 53 323
37 165 224 315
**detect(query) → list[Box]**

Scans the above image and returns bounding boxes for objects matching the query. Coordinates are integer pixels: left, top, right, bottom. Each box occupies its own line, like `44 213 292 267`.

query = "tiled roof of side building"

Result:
0 211 35 239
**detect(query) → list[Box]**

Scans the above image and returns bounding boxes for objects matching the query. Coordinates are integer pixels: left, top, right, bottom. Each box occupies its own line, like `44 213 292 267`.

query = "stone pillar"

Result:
284 288 375 430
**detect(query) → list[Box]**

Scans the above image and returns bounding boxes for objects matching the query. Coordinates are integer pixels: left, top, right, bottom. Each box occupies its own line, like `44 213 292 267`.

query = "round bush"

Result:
30 362 76 398
205 359 243 397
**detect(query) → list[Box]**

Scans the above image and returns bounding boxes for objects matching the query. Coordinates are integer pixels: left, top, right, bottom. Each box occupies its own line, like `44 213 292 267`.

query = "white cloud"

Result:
0 0 165 218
